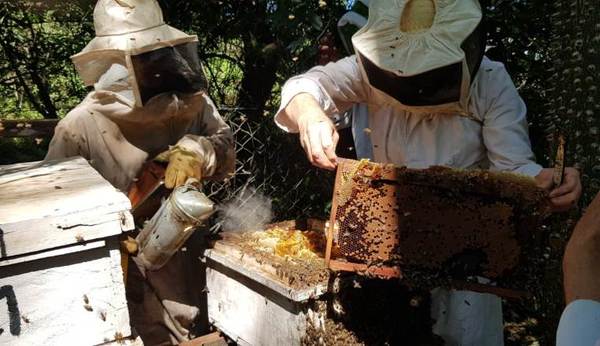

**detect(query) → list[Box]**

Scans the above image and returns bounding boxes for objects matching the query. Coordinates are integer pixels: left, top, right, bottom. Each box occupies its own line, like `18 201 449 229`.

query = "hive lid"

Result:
0 157 134 261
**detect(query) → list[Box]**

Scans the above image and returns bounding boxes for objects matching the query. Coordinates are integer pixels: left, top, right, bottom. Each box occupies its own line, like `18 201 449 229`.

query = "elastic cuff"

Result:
515 163 544 178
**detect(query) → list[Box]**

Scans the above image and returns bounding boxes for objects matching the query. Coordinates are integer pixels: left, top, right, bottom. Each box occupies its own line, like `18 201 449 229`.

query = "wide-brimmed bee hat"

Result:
352 0 485 115
72 0 207 107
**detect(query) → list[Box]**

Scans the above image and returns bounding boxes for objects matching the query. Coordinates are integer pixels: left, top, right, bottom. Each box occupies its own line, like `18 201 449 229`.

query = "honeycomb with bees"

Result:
328 159 551 281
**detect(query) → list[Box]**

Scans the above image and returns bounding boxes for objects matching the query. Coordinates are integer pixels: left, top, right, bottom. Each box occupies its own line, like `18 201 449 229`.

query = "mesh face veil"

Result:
127 40 207 106
352 0 485 115
71 0 207 107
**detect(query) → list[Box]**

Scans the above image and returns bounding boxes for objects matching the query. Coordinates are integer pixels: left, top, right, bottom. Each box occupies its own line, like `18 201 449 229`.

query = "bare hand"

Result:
283 94 339 170
562 192 600 304
297 112 339 170
535 167 582 212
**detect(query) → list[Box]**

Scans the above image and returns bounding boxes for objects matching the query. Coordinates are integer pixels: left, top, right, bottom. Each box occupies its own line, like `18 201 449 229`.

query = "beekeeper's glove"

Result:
164 148 204 189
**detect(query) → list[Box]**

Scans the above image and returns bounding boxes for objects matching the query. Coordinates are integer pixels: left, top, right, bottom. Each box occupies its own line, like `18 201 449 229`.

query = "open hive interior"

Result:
215 220 330 289
330 159 551 281
301 275 444 346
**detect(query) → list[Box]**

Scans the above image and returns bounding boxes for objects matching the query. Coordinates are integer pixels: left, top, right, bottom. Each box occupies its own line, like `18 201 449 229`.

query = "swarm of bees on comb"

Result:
329 159 551 283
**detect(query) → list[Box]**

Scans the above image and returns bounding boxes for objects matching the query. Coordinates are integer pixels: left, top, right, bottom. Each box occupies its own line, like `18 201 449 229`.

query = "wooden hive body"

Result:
0 157 135 345
204 221 329 346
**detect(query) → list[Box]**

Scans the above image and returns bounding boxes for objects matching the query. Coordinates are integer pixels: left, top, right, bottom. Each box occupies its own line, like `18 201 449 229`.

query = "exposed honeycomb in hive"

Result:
233 220 330 289
329 159 551 278
245 226 325 260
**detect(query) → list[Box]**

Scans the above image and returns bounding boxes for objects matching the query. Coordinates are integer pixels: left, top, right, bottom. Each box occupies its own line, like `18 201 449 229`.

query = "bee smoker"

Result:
135 178 214 271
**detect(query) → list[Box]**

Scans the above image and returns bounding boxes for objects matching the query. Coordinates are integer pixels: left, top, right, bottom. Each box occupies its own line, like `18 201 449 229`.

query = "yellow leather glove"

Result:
164 148 204 189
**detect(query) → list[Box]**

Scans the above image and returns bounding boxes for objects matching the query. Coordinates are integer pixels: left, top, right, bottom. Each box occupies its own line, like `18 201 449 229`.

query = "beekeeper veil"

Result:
352 0 485 115
71 0 207 107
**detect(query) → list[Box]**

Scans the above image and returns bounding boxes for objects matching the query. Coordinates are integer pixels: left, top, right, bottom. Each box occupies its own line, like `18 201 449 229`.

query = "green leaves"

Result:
0 2 92 119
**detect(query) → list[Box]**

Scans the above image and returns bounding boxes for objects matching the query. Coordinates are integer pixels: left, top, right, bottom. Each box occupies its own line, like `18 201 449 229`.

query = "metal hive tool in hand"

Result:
326 159 551 282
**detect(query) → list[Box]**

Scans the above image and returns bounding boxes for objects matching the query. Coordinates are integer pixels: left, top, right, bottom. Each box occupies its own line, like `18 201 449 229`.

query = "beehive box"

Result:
205 221 449 345
0 157 135 345
328 159 550 280
204 221 329 346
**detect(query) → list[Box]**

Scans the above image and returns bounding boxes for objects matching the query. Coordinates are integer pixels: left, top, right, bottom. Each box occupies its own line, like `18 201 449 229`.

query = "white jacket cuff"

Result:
514 162 544 178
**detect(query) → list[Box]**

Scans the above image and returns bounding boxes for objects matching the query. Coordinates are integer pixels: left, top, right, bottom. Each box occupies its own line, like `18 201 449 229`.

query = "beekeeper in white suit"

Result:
276 0 581 344
47 0 234 191
46 0 234 344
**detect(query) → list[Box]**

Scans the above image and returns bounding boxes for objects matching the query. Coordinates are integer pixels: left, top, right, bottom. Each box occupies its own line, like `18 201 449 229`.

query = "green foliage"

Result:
0 2 598 343
155 0 347 111
0 3 93 119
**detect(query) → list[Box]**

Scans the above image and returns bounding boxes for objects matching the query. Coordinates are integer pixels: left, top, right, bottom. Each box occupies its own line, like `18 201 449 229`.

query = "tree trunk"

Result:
27 62 58 119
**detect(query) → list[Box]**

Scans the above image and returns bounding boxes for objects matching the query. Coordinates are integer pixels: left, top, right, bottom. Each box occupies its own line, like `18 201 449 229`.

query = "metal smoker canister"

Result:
136 180 215 271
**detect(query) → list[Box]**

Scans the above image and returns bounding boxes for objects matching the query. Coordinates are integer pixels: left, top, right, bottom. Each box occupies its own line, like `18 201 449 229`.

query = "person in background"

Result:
275 0 582 344
336 0 373 160
45 0 235 344
557 191 600 346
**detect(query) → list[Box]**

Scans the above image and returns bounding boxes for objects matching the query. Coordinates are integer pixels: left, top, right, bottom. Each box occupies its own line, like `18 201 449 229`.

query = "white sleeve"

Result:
275 55 367 133
477 59 543 177
556 300 600 346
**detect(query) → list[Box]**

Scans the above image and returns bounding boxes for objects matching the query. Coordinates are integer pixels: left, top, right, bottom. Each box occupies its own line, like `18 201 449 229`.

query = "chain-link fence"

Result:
0 106 334 231
203 108 335 232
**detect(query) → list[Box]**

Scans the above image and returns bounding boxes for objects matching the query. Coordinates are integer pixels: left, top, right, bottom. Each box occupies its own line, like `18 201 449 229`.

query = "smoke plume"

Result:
217 187 273 232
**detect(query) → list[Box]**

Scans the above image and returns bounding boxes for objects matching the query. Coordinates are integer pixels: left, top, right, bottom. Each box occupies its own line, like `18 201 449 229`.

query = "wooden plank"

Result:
0 157 133 259
180 332 226 346
206 267 313 346
205 243 327 302
0 240 106 267
0 119 58 138
97 337 143 346
0 157 131 225
329 259 402 279
0 239 131 346
0 210 133 259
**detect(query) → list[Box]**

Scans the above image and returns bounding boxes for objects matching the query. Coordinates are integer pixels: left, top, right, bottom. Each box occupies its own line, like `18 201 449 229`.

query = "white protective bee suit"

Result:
276 1 542 345
45 1 234 345
336 0 372 159
46 0 234 192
